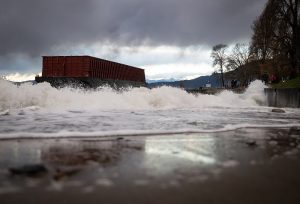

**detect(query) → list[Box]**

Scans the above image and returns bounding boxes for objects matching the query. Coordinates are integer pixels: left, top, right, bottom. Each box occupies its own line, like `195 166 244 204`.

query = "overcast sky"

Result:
0 0 266 81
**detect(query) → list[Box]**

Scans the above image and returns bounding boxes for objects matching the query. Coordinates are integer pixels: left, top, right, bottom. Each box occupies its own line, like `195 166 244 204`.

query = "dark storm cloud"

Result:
0 0 265 71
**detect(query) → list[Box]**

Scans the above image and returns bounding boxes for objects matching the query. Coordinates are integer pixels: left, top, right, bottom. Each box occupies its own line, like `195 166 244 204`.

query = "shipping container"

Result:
41 56 146 83
36 56 146 88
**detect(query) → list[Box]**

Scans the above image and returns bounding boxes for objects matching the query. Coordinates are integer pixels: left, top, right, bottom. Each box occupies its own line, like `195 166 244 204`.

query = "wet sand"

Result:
0 127 300 204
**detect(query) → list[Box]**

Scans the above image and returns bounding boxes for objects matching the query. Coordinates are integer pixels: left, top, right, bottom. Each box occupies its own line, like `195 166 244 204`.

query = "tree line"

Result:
211 0 299 87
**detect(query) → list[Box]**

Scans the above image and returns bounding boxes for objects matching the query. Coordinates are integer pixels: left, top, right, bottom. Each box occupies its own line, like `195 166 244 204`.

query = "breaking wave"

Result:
0 79 267 111
1 79 300 140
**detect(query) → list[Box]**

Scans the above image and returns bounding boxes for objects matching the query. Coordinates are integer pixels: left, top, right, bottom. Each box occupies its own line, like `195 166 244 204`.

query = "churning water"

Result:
0 79 299 139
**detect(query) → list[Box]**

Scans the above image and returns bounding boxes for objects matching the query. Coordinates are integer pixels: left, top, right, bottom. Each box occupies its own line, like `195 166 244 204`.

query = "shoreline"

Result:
1 124 300 141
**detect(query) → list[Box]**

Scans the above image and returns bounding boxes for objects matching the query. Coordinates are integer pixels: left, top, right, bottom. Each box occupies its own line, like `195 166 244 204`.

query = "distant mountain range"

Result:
12 80 36 85
147 74 222 89
146 78 179 84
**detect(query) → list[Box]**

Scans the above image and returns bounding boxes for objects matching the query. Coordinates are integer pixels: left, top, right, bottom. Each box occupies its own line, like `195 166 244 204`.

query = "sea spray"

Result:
0 80 267 111
2 79 296 139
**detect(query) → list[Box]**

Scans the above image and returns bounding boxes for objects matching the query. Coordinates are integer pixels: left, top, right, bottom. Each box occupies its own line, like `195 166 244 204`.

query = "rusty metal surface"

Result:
42 56 146 83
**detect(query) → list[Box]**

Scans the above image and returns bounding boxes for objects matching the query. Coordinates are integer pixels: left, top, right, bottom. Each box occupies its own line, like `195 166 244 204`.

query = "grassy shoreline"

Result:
271 77 300 88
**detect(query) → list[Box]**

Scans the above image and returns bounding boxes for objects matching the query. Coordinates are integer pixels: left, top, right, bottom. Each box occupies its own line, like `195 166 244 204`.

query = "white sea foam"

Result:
0 123 299 140
0 79 299 139
0 79 266 111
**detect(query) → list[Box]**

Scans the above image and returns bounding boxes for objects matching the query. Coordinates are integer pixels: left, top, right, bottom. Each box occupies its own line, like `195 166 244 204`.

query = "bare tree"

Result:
226 43 251 71
211 44 227 87
250 1 278 62
276 0 300 77
250 0 300 77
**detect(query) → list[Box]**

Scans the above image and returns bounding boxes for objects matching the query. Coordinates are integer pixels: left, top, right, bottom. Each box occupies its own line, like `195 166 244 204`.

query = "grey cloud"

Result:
0 0 266 72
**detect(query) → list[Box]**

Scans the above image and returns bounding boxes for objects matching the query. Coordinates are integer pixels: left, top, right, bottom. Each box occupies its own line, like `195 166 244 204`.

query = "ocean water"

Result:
0 79 299 139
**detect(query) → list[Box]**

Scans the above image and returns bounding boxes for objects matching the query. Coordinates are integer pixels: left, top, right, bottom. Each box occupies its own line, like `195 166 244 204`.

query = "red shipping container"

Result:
42 56 145 83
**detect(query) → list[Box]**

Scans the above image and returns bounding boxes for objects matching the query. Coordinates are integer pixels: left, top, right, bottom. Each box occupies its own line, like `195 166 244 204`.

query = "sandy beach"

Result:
0 127 300 204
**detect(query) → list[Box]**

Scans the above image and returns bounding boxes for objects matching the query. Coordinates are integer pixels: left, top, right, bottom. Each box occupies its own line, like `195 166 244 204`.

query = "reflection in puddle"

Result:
0 128 299 195
146 147 215 164
0 142 42 168
142 136 217 176
145 138 216 164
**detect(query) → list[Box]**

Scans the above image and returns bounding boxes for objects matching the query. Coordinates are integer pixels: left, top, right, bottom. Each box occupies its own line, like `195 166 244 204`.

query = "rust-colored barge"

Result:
35 56 146 88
